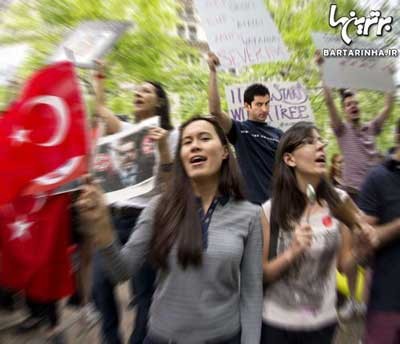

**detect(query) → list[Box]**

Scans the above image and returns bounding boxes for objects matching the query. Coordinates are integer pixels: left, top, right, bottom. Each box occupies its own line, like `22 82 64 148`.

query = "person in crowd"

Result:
358 118 400 344
329 154 344 189
17 200 99 341
0 287 26 330
329 153 365 319
113 137 139 187
77 116 263 344
261 121 375 343
67 195 100 327
316 51 395 320
207 52 282 204
315 51 395 202
92 62 177 344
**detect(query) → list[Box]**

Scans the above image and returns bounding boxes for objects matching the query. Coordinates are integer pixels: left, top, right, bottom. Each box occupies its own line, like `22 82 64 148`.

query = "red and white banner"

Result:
0 61 89 205
0 193 75 301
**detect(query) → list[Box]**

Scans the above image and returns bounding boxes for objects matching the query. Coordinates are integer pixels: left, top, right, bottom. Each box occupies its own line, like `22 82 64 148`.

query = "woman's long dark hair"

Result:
270 121 341 231
150 116 245 269
329 153 341 183
146 81 173 131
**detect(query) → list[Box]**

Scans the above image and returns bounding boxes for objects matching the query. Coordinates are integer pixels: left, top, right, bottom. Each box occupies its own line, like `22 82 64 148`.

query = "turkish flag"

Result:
0 193 75 301
0 61 89 205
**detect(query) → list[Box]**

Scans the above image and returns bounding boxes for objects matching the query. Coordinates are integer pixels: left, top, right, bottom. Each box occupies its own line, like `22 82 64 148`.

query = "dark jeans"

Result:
0 287 15 310
26 298 59 327
260 322 337 344
144 330 241 344
364 311 400 344
92 208 156 344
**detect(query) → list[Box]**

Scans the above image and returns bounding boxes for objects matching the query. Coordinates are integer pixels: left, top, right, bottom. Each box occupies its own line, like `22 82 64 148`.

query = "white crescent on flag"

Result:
24 95 70 147
21 155 86 196
0 62 89 205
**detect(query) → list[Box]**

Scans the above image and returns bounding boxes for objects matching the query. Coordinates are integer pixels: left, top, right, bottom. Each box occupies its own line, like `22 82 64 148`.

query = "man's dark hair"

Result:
339 89 355 105
243 83 270 106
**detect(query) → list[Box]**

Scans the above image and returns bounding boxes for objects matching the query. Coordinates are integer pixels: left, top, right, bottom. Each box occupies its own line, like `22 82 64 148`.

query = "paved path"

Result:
0 284 365 343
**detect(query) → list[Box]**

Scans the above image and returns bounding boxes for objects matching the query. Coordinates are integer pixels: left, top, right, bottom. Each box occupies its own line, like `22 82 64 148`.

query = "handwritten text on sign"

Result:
225 82 314 131
194 0 289 68
312 32 396 92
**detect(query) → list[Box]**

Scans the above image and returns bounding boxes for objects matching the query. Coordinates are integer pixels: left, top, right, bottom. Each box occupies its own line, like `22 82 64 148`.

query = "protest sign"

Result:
225 81 314 131
0 0 13 12
194 0 289 68
93 116 159 205
312 32 396 92
49 20 131 69
0 44 30 86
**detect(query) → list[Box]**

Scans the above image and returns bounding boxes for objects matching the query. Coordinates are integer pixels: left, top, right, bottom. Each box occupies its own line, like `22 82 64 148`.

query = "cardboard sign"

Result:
194 0 289 68
0 0 13 12
225 82 314 131
312 32 396 92
94 116 159 204
49 21 131 69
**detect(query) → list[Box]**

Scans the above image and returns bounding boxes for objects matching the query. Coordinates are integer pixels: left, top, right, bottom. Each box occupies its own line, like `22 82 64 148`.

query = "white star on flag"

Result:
9 217 33 240
9 127 31 145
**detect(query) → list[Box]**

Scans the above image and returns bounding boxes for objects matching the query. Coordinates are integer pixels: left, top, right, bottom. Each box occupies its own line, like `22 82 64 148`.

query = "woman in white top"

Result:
261 121 375 343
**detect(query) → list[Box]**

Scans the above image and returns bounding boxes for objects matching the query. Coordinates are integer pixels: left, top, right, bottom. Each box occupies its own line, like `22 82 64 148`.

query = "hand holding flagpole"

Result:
76 175 114 247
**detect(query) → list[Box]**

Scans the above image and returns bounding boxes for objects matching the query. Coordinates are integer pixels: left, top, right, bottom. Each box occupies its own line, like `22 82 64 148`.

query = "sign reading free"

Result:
225 82 314 131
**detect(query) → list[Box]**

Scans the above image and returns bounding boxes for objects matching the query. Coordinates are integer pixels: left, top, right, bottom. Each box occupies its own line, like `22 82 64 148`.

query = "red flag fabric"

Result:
0 61 89 205
0 193 75 301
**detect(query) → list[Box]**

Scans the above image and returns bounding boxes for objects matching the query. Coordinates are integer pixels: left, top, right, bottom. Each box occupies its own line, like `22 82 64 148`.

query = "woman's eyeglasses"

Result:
300 136 328 147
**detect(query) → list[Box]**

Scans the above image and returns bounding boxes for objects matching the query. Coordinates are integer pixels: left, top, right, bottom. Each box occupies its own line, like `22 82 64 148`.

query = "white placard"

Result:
54 117 159 203
194 0 289 68
94 117 159 205
49 21 131 69
312 32 396 92
0 0 13 11
225 82 314 131
0 44 30 85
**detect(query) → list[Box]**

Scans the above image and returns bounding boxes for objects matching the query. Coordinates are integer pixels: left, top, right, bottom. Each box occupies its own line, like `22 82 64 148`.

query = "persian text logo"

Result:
329 4 393 45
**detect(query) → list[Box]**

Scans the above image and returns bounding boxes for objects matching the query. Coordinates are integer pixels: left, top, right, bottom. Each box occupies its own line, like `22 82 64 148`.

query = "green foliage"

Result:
245 0 398 156
0 0 183 113
0 0 398 157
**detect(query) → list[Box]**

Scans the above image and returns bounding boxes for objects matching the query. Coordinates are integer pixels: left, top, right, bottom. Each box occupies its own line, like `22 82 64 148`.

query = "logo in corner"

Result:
329 4 393 45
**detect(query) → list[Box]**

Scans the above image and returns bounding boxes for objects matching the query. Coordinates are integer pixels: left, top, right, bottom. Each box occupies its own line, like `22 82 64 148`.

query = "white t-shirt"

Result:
262 189 347 330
